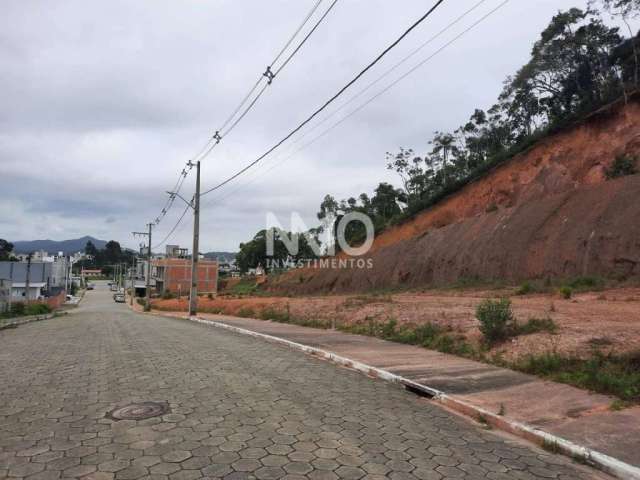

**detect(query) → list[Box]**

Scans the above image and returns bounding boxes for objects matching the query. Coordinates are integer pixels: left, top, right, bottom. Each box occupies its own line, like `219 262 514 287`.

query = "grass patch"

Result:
505 351 640 402
339 318 476 357
260 306 291 323
0 302 52 319
512 317 558 336
514 281 547 295
237 307 256 318
344 294 394 307
229 279 260 296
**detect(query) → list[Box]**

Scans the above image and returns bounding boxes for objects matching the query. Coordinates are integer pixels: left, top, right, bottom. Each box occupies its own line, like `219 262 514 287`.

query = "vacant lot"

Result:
152 286 640 360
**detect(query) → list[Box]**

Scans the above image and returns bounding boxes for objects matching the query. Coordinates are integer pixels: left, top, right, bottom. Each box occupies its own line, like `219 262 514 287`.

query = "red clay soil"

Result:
267 97 640 294
152 286 640 360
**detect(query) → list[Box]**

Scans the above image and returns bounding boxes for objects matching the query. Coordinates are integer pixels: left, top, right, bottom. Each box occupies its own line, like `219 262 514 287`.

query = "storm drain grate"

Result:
106 401 169 421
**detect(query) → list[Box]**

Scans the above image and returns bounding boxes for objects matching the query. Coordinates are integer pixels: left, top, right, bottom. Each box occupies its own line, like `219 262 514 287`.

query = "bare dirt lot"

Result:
152 286 640 360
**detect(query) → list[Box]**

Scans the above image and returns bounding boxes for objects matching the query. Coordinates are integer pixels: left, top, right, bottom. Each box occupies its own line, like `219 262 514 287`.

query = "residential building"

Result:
151 258 218 296
166 245 188 258
0 260 68 294
81 268 103 278
10 282 47 301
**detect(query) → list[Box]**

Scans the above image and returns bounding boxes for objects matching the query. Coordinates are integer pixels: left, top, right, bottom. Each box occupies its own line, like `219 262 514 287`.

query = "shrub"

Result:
24 303 51 315
515 281 535 295
566 276 604 291
10 302 25 316
476 298 515 344
380 318 398 339
559 286 573 299
605 154 637 179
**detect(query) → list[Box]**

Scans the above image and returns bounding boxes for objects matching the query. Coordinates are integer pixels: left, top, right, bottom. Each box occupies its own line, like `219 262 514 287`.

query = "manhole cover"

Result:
106 401 169 421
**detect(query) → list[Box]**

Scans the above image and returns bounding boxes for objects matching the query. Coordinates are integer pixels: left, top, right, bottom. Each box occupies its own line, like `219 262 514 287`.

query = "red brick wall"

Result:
154 259 218 295
44 290 66 310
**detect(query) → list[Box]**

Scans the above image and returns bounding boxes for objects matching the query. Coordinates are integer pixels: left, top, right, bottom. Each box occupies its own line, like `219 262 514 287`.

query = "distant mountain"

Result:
11 236 108 255
203 251 236 263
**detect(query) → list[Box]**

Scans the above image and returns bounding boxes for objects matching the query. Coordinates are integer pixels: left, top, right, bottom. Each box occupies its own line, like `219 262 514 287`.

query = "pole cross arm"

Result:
166 191 195 209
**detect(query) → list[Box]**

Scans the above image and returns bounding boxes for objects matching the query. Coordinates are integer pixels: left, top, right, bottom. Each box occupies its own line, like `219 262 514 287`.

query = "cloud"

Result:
1 0 606 251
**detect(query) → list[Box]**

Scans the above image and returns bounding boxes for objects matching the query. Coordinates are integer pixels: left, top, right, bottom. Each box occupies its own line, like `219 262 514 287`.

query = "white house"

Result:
10 282 47 301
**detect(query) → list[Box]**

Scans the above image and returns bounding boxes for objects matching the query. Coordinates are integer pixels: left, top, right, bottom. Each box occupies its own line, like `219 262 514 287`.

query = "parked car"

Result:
114 293 125 303
87 284 95 290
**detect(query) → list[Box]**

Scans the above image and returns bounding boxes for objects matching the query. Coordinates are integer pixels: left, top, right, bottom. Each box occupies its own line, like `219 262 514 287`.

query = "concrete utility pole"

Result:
189 160 201 317
25 253 32 303
132 226 153 311
130 256 135 306
146 223 153 311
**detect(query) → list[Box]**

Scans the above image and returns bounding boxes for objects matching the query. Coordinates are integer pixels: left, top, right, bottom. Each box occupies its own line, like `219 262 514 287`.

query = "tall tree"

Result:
0 239 15 261
85 240 98 257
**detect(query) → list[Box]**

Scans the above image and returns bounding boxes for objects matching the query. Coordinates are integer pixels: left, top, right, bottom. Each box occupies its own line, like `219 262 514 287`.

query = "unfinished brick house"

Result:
152 258 218 296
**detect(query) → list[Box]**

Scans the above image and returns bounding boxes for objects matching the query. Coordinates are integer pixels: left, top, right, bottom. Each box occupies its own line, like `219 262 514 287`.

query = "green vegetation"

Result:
559 286 573 299
344 294 394 307
610 399 633 411
504 351 640 402
259 307 291 323
76 240 135 277
476 298 515 344
564 276 605 291
235 228 318 274
0 239 19 261
229 278 261 296
339 318 475 357
237 307 256 318
605 154 638 179
475 299 557 344
1 302 52 319
24 303 52 315
513 317 558 335
313 5 640 250
514 276 606 297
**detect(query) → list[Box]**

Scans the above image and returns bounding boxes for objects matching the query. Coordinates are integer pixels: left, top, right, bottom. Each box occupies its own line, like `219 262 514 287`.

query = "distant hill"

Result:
11 236 108 255
203 251 236 263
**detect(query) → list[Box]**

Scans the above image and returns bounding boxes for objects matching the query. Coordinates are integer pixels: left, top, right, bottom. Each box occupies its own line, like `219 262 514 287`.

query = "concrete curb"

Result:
190 315 640 480
0 313 56 330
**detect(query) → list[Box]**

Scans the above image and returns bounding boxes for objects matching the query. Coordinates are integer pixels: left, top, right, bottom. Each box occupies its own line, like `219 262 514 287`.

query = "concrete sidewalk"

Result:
165 311 640 478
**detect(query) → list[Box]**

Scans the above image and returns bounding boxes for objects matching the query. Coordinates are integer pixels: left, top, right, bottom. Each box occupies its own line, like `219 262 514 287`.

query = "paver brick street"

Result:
0 285 606 479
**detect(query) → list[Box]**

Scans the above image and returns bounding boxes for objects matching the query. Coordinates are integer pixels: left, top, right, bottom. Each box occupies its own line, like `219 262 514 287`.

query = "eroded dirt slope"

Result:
269 98 640 294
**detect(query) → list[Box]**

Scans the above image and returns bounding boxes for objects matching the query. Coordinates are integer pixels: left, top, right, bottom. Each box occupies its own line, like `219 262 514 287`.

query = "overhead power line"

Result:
150 0 336 241
153 203 191 249
194 0 339 164
200 0 447 197
202 0 509 208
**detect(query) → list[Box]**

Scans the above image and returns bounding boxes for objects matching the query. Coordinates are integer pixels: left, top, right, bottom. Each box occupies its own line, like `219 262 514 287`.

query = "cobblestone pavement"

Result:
0 285 605 480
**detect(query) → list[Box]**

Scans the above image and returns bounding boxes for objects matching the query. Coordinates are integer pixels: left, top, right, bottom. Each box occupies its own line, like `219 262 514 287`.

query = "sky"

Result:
0 0 624 252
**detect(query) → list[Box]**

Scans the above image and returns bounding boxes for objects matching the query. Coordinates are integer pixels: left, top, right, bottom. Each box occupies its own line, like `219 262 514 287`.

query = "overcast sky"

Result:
1 0 624 252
